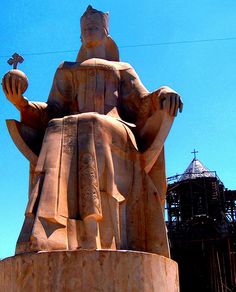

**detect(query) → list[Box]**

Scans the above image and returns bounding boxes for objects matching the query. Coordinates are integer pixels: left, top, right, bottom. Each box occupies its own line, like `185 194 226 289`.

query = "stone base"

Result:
0 250 179 291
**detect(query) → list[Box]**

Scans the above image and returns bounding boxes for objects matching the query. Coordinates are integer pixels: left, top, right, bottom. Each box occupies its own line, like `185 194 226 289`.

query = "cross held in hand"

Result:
7 53 24 69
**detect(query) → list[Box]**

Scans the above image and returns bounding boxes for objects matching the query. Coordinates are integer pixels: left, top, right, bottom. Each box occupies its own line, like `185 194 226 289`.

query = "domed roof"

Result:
178 158 215 182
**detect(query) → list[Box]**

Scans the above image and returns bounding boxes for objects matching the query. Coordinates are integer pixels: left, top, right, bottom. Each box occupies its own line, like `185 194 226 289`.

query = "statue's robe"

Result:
15 58 173 257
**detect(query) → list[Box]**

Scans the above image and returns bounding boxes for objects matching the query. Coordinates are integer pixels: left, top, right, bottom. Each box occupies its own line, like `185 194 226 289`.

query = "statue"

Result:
2 6 182 258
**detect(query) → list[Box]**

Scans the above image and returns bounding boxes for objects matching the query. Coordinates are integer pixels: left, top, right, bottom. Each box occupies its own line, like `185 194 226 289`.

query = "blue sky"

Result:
0 0 236 259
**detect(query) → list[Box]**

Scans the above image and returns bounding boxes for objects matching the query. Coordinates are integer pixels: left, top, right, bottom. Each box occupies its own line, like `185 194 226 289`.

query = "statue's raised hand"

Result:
158 86 183 116
2 69 28 110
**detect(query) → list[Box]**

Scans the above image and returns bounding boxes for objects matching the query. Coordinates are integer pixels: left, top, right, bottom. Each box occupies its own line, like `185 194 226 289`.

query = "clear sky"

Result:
0 0 236 259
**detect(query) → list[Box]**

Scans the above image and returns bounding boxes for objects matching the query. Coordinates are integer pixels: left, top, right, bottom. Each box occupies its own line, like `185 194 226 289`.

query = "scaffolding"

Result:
166 169 236 291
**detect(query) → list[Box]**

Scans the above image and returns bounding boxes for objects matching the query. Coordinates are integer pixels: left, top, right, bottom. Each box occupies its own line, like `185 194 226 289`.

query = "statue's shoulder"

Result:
113 61 133 71
78 58 133 71
57 61 78 70
56 59 133 72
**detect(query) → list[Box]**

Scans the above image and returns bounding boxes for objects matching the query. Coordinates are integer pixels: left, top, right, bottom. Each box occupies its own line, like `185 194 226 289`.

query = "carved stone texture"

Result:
0 250 179 292
2 6 182 258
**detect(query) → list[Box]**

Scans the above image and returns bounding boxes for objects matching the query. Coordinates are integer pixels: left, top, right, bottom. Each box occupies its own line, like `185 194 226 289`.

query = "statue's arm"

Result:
119 67 150 124
2 64 73 130
19 101 48 130
2 70 49 130
121 67 182 122
120 67 183 150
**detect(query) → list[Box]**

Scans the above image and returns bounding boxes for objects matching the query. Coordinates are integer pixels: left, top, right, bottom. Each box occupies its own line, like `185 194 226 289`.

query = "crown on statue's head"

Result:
81 5 109 35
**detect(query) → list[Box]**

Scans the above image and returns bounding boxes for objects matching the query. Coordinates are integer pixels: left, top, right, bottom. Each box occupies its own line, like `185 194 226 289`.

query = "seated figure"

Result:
2 6 182 258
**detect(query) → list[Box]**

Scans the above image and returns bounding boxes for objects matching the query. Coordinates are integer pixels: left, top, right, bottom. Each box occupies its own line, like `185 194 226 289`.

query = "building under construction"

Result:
166 154 236 292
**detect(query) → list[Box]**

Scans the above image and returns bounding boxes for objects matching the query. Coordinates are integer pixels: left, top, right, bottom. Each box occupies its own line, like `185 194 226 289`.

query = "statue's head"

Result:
80 5 109 48
77 5 119 62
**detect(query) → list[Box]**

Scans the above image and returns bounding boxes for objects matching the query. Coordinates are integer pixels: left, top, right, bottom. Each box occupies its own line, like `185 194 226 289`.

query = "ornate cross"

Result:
191 149 199 159
7 52 24 69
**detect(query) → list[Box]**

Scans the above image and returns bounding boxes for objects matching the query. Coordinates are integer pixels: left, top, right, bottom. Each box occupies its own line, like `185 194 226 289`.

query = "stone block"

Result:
0 250 179 291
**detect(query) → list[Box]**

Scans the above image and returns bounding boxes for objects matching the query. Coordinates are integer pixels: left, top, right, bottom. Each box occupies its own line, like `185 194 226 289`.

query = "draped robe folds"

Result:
15 58 174 258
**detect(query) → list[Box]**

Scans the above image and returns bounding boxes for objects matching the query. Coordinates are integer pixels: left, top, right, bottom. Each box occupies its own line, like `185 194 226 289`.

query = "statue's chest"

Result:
74 67 120 115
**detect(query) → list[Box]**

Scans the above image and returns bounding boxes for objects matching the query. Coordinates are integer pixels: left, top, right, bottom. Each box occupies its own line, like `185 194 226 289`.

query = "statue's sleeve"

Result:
20 64 74 130
120 66 173 154
120 66 171 206
120 66 160 128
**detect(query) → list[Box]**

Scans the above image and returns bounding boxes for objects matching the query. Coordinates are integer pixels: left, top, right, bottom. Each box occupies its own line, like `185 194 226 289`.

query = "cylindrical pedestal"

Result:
0 250 179 291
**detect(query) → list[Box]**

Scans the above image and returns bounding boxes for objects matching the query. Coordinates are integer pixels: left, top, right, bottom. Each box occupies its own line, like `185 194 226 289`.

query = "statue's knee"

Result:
79 113 104 126
48 118 62 127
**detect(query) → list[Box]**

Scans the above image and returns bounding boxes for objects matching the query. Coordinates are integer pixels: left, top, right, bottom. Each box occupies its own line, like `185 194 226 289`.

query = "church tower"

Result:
166 152 236 291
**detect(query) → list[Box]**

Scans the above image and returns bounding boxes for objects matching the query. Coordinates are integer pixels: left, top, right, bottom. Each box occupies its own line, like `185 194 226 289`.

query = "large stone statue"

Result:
2 6 182 258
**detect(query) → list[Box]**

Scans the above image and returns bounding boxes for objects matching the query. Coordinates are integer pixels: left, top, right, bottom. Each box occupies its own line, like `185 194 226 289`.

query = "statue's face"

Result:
81 16 107 48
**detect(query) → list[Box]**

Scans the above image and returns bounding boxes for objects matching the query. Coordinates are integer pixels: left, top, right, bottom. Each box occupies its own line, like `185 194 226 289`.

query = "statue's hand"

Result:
158 86 183 116
2 71 28 110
